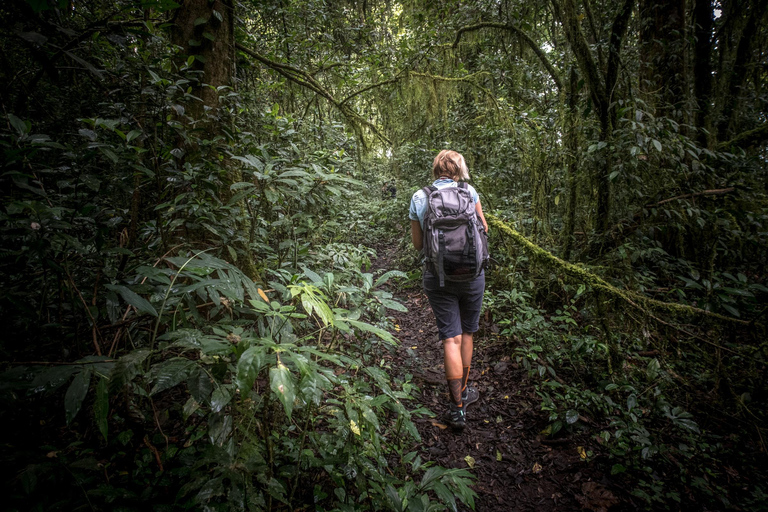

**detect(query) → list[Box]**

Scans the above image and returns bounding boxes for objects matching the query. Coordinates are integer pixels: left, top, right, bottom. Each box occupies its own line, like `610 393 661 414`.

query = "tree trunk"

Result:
638 0 687 117
693 0 714 147
554 0 633 246
172 1 259 279
562 67 579 261
171 0 235 123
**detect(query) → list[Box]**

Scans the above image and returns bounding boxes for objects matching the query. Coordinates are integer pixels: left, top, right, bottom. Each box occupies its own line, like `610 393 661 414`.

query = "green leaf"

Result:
652 139 662 152
300 266 323 284
270 363 296 418
236 346 264 392
348 319 396 344
8 114 30 136
380 298 407 312
565 410 579 424
105 284 158 317
210 386 233 413
94 376 109 440
65 368 92 424
150 358 195 395
374 270 407 288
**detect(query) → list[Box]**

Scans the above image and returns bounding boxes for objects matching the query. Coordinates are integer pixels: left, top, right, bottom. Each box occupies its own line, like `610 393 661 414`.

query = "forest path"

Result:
370 242 623 512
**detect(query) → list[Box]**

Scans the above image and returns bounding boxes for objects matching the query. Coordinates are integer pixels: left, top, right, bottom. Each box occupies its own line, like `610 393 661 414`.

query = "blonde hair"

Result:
432 150 469 181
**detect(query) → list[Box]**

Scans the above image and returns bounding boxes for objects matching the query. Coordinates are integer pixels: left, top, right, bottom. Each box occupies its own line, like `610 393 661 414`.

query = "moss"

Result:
488 213 751 326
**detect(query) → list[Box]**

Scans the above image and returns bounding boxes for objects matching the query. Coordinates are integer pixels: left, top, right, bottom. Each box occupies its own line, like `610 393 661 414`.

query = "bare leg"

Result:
443 334 463 405
460 332 473 368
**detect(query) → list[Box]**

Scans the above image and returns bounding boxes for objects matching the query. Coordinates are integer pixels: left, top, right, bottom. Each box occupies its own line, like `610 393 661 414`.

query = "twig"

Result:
65 267 104 355
2 360 118 366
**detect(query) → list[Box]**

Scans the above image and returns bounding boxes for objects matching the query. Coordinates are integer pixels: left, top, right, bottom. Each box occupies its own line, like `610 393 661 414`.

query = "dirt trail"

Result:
373 244 625 512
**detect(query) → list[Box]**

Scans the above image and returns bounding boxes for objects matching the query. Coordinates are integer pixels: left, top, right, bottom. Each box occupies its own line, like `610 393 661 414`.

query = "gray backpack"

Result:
421 182 489 286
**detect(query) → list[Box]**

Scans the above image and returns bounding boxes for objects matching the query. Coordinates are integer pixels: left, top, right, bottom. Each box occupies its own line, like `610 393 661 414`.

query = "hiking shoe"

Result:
445 403 466 431
461 386 479 409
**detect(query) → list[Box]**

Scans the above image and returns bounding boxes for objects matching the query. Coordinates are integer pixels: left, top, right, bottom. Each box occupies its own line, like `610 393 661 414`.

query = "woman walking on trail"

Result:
409 150 489 431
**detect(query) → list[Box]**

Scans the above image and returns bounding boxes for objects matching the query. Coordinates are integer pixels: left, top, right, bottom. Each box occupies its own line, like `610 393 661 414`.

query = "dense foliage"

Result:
1 0 767 510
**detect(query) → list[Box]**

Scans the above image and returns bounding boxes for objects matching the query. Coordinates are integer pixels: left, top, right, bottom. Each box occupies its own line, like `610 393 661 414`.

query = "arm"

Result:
475 201 489 232
410 220 423 251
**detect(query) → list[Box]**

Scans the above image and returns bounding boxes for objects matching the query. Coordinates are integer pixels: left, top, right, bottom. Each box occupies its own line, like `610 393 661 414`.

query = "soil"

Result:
372 244 631 512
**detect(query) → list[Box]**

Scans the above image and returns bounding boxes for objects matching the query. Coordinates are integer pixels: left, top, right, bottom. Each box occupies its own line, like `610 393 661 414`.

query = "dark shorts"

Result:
422 270 485 340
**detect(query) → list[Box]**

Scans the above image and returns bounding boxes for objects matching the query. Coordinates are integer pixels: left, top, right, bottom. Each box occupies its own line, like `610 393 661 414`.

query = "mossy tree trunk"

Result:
561 67 579 261
553 0 633 248
172 0 259 279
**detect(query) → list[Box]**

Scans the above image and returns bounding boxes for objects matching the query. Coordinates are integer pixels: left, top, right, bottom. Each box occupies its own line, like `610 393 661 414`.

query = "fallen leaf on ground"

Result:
575 481 619 512
496 450 502 461
465 455 476 468
532 462 543 473
578 446 587 459
430 420 447 430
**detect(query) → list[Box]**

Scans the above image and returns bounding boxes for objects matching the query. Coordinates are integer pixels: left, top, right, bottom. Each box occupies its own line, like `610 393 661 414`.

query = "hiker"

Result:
408 149 489 430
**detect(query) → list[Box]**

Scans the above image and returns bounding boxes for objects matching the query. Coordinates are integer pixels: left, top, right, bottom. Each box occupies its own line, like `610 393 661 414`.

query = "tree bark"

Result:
554 0 634 245
638 0 686 117
171 0 235 123
693 0 714 147
561 67 579 261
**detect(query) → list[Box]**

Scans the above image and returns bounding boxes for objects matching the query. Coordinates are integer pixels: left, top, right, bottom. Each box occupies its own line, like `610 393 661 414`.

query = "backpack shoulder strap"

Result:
421 185 437 197
458 182 468 190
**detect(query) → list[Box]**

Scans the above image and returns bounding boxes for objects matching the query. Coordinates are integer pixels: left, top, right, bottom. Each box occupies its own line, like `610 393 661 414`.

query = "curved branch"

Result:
410 71 499 109
452 22 563 91
235 42 390 146
488 213 751 326
552 0 607 119
716 124 768 151
341 75 402 105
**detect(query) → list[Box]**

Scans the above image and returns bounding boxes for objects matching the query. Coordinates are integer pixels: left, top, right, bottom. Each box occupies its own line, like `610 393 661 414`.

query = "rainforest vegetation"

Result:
1 0 767 510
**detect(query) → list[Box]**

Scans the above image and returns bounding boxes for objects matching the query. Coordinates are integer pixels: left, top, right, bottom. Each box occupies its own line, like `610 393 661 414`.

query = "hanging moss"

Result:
488 213 753 327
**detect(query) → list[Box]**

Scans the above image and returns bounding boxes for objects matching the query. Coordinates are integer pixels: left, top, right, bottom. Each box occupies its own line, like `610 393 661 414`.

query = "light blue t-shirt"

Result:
409 178 480 228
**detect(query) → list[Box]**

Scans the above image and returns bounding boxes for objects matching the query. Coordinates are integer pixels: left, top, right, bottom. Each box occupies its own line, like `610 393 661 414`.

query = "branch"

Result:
452 22 563 91
716 124 768 151
488 213 751 326
236 42 390 145
409 71 499 109
645 187 735 208
553 0 607 119
341 75 402 105
605 0 634 103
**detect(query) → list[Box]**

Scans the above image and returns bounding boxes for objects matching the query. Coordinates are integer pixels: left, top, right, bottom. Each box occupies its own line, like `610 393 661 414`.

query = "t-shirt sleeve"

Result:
408 192 421 221
468 184 480 204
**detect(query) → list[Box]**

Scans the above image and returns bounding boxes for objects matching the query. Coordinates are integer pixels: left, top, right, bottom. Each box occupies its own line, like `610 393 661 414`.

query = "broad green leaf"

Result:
8 114 29 135
65 368 92 424
105 284 158 317
300 266 323 283
31 365 78 394
236 346 264 392
150 358 195 395
374 269 407 288
210 386 232 413
380 298 407 312
270 363 296 418
348 319 396 344
565 410 579 424
94 376 109 440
